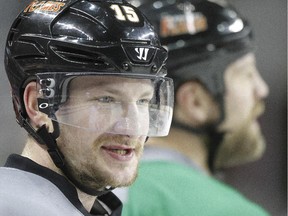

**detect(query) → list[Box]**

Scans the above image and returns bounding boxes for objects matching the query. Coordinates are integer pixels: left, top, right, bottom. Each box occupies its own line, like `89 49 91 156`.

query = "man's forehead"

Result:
233 53 255 68
226 52 256 74
69 75 154 92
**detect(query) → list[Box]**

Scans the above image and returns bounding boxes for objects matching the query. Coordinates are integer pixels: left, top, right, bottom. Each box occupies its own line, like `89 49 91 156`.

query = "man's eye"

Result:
97 96 115 103
137 98 151 105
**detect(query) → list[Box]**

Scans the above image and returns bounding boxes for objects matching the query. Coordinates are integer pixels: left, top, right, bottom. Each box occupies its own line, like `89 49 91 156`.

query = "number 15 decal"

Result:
110 4 140 22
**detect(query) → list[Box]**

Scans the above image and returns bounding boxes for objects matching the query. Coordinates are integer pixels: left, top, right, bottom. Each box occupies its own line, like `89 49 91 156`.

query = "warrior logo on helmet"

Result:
135 48 149 61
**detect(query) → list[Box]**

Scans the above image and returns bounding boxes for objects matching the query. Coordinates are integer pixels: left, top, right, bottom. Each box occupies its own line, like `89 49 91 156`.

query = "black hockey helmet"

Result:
5 0 174 138
138 0 253 97
4 0 174 194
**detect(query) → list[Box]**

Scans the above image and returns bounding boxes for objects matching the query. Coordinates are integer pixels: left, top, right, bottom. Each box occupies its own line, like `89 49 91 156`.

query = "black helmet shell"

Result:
5 0 168 123
138 0 253 96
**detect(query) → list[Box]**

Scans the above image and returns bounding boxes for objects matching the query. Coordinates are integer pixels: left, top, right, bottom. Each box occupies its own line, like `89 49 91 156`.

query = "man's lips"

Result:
101 145 135 161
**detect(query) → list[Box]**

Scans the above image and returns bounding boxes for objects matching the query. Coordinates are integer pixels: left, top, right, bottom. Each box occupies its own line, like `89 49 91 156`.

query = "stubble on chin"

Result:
214 102 266 169
215 124 266 169
63 133 144 190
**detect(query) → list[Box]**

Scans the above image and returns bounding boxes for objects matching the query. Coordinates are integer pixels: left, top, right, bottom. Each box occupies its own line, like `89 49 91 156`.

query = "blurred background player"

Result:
115 0 270 215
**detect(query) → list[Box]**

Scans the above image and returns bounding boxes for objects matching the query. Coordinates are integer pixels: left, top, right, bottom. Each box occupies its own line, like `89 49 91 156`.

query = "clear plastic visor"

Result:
36 73 174 137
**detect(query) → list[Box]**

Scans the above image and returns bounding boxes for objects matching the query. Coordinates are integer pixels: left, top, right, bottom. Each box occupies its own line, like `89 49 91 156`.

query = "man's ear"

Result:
174 81 220 127
23 82 51 129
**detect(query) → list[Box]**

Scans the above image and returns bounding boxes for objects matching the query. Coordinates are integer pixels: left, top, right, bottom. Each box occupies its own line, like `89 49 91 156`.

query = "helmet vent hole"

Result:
51 46 110 66
7 18 22 46
12 18 22 30
8 32 15 46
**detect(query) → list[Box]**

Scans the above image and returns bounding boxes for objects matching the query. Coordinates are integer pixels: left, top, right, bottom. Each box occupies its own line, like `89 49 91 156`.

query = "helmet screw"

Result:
152 65 158 73
122 62 129 71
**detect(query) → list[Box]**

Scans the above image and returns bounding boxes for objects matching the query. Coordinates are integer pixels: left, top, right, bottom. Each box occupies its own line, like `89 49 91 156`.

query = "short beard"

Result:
57 130 142 193
64 157 140 190
214 102 266 169
63 161 139 193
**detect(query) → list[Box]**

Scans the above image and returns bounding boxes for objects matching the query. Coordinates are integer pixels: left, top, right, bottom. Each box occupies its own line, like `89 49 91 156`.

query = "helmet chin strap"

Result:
172 94 226 173
19 114 114 196
36 122 65 168
172 120 224 173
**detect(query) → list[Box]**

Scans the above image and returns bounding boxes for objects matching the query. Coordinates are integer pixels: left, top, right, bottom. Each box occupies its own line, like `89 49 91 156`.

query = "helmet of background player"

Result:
5 0 174 141
138 0 254 123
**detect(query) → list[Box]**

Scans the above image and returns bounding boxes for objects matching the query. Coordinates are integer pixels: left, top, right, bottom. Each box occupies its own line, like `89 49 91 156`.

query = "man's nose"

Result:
112 103 142 136
254 72 269 100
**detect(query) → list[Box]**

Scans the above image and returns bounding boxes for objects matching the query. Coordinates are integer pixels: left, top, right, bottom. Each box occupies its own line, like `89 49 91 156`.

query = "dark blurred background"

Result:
224 1 287 216
0 0 286 215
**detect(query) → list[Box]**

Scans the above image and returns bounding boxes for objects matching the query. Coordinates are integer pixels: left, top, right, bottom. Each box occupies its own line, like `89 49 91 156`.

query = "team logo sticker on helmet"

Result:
23 0 69 14
160 4 207 38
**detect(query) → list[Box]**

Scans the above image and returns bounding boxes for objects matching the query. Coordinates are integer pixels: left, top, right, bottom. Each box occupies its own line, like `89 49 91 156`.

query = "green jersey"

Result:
121 147 269 216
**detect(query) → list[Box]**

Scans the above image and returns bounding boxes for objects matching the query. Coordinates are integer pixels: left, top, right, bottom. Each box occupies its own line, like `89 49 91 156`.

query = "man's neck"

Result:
21 138 59 173
147 127 211 174
76 188 97 211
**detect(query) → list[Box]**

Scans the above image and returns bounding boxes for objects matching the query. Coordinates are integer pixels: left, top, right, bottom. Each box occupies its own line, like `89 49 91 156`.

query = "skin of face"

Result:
215 52 269 169
55 76 154 190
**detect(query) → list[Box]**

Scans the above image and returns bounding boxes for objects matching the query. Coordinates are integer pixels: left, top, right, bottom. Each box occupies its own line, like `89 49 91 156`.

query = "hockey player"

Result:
0 0 173 215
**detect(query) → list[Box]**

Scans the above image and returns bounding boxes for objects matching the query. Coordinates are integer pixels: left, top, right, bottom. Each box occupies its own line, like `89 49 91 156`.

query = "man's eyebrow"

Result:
102 86 154 96
140 90 154 98
85 82 154 97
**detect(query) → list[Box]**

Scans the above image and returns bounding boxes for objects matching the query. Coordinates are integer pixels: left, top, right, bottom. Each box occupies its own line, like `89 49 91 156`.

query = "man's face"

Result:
215 53 269 169
56 76 154 190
